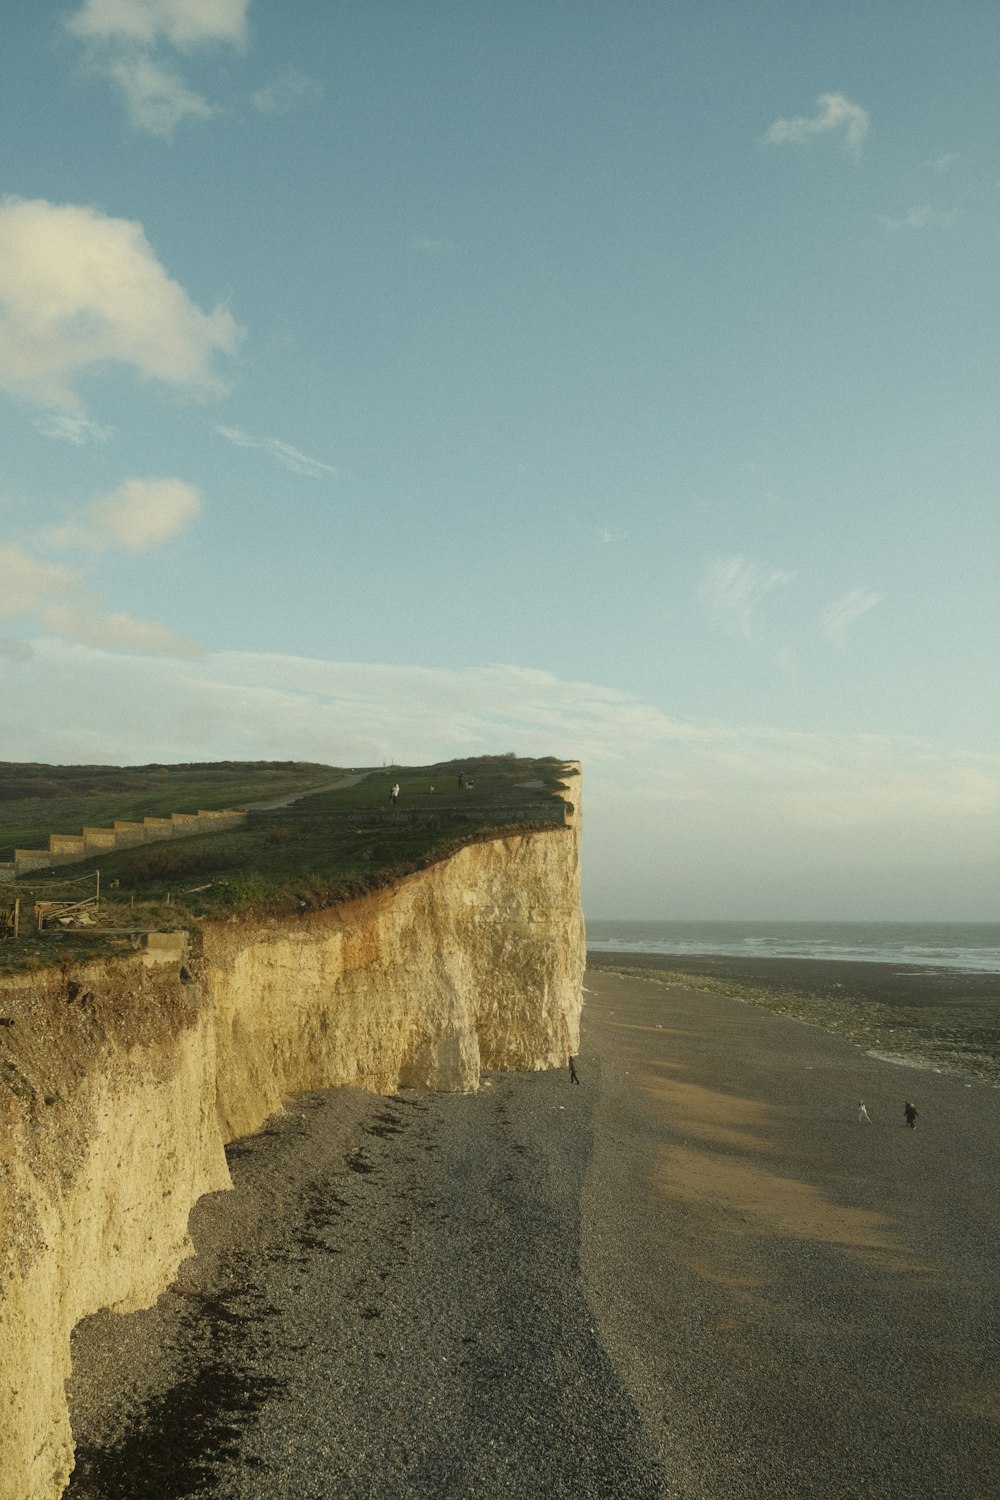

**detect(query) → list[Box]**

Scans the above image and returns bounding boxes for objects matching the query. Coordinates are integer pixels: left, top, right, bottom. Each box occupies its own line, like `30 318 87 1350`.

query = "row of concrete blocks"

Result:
0 809 248 882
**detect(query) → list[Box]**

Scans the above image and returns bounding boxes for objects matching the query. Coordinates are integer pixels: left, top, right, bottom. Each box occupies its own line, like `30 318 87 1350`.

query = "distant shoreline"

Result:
586 949 1000 1085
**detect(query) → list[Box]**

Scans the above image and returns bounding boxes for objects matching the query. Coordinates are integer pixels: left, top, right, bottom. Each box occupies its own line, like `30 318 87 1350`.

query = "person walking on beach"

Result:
569 1056 580 1085
858 1100 871 1124
904 1100 919 1129
389 783 400 806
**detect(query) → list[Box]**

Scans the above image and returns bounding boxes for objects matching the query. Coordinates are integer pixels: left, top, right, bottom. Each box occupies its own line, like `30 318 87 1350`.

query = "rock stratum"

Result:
0 783 583 1500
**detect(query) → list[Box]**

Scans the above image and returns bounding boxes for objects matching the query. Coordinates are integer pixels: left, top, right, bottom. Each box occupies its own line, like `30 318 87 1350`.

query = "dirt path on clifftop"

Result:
240 772 369 811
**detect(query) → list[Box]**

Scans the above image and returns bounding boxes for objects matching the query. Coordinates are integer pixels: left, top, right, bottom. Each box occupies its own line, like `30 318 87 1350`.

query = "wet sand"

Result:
580 965 1000 1497
66 962 1000 1499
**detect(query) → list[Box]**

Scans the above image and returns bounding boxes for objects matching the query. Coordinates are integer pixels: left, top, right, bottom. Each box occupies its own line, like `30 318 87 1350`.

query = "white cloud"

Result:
217 425 337 478
252 69 323 116
0 198 241 410
66 0 248 135
66 0 248 50
0 545 74 618
40 604 202 657
87 477 202 551
34 412 114 444
823 589 884 643
760 92 869 155
2 477 203 655
702 554 797 640
0 541 201 656
877 205 957 232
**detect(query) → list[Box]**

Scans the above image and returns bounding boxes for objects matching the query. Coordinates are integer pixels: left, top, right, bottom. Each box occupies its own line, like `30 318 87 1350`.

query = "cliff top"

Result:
0 755 578 973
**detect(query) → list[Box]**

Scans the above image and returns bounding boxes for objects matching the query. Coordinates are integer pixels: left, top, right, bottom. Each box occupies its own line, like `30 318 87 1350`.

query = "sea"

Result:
585 920 1000 975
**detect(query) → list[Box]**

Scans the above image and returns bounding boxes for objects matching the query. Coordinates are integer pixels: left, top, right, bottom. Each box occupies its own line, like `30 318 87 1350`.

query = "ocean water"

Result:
585 920 1000 975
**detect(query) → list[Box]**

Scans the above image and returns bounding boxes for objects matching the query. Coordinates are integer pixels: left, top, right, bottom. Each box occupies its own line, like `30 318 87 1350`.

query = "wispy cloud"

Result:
0 198 241 411
760 92 869 156
823 589 884 643
5 476 204 657
217 425 337 478
106 52 217 135
252 68 323 116
0 545 75 619
877 205 958 232
927 153 959 176
34 412 115 445
66 0 249 137
702 555 797 641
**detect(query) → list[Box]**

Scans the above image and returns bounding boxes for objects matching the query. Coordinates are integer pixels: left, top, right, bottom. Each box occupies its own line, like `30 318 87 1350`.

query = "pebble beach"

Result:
65 955 1000 1499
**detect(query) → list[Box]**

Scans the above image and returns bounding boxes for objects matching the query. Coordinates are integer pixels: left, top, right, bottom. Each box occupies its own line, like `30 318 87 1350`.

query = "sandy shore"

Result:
65 964 1000 1498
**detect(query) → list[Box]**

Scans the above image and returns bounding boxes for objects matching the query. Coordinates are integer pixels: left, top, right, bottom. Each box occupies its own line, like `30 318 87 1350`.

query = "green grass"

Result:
0 755 577 972
0 760 340 856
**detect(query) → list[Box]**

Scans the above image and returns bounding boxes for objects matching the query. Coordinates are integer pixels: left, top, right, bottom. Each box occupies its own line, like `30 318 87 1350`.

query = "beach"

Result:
66 958 1000 1498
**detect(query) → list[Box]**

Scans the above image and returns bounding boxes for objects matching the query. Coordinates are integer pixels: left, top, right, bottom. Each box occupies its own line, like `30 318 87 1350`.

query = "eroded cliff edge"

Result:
0 792 584 1500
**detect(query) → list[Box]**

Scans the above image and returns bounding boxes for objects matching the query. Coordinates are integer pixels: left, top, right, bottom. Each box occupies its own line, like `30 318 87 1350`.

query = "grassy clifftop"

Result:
0 756 577 972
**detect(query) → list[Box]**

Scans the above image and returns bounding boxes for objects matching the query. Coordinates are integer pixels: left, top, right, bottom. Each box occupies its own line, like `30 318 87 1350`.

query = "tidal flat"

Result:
588 949 1000 1086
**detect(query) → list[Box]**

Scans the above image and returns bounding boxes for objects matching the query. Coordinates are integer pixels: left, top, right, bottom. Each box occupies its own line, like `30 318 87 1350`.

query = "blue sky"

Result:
0 1 997 919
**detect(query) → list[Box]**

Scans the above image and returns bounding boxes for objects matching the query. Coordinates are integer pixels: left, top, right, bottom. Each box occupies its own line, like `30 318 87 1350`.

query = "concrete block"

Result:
142 819 174 842
142 930 189 966
49 836 86 866
14 850 53 876
83 828 117 855
113 821 146 847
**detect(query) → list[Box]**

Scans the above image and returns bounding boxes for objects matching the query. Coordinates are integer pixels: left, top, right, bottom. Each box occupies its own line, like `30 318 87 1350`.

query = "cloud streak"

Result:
760 92 869 155
877 205 957 232
823 589 884 643
217 425 337 478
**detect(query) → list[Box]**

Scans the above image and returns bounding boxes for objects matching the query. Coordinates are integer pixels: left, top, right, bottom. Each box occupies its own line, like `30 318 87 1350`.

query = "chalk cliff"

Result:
0 789 583 1500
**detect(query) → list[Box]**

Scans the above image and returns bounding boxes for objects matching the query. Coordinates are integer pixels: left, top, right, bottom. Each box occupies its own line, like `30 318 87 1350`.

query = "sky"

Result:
0 0 998 921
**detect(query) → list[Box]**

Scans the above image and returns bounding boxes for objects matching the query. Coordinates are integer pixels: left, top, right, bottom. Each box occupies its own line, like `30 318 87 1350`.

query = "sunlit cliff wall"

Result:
0 791 583 1500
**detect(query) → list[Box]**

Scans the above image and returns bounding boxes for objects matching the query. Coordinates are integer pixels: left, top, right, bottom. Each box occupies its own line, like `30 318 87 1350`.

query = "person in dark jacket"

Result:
569 1056 580 1085
904 1100 919 1129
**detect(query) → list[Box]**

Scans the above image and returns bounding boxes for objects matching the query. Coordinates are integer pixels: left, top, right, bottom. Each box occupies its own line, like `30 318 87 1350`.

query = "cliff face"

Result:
0 796 583 1500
